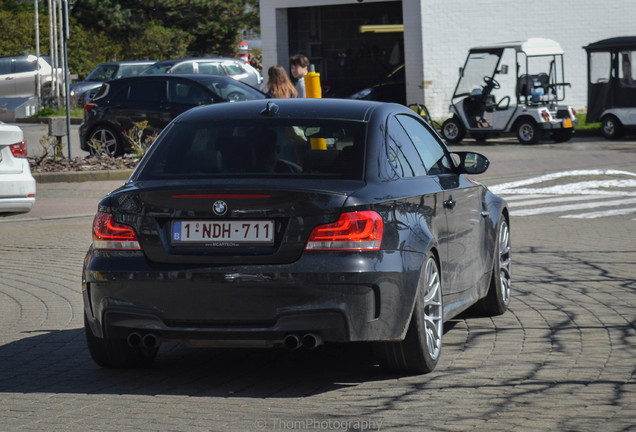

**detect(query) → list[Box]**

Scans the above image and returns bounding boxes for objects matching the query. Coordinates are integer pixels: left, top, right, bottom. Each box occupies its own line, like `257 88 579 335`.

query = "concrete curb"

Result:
16 117 83 125
33 169 134 183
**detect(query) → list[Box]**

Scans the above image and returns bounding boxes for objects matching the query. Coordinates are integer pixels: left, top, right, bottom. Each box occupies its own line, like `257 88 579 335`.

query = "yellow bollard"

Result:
304 64 322 99
305 64 326 149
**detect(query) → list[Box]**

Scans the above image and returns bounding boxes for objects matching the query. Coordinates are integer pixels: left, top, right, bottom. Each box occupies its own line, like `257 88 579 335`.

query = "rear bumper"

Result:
83 250 422 346
538 117 578 130
0 169 35 215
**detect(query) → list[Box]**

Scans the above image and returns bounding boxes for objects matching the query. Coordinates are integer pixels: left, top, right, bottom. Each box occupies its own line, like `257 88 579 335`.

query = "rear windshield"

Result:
136 119 366 180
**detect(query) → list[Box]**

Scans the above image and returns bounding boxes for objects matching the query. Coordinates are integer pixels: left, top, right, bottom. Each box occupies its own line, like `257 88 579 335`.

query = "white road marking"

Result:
562 207 636 219
490 169 636 195
507 194 608 208
491 169 636 219
513 197 636 216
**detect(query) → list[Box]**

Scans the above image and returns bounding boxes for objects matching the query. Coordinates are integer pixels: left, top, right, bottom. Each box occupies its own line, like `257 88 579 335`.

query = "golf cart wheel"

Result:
515 119 540 144
441 117 466 144
601 115 624 139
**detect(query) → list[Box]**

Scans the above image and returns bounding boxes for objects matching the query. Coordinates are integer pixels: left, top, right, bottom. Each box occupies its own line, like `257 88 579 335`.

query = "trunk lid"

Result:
107 179 363 265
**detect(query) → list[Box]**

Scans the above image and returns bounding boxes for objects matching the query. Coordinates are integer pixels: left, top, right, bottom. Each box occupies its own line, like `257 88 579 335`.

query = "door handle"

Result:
443 199 456 209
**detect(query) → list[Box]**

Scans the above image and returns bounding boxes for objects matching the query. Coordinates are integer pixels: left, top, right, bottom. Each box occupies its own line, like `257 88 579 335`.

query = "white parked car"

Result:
0 54 60 99
0 122 35 215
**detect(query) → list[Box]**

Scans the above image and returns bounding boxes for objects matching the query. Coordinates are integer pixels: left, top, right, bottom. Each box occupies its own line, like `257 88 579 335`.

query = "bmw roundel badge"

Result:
213 200 227 215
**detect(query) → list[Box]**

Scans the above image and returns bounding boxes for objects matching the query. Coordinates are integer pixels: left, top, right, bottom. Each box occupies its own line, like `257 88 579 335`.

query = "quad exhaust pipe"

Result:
127 331 160 349
283 333 323 350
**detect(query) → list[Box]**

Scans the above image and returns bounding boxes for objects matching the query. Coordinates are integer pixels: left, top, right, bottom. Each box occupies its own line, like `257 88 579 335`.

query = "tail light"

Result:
540 110 550 122
571 108 577 117
83 101 96 117
10 139 27 158
305 211 383 251
92 211 141 250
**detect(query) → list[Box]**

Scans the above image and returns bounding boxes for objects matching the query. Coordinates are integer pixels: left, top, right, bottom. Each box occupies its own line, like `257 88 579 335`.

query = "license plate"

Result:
172 220 274 245
563 118 572 128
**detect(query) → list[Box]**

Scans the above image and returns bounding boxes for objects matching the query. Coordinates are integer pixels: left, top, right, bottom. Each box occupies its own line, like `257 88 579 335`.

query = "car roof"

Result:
99 60 157 66
174 98 405 123
152 57 242 65
105 73 244 86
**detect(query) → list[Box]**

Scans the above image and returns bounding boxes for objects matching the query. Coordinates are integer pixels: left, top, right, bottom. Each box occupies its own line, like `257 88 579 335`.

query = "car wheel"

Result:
601 115 624 139
515 119 540 144
84 314 157 368
552 128 574 143
374 253 443 374
473 216 511 316
441 117 466 144
88 125 123 157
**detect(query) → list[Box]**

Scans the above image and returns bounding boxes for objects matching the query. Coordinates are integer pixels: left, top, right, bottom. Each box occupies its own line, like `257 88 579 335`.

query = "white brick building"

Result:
260 0 636 118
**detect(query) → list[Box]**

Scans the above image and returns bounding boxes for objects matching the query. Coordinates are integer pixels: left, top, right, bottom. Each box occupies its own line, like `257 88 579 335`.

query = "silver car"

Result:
0 122 35 215
0 54 59 98
141 58 263 89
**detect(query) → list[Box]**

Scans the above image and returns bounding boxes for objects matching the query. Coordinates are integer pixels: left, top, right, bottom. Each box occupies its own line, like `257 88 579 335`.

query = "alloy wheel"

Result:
498 220 512 305
422 256 443 360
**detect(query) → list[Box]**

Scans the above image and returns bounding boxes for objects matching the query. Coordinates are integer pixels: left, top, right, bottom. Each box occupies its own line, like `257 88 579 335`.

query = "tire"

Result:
374 253 443 374
85 314 157 368
552 128 574 143
441 117 466 144
88 125 124 157
515 119 540 144
473 216 511 316
601 115 624 140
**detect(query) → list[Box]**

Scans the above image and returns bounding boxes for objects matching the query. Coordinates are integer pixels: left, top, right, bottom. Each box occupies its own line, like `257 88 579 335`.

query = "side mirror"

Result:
497 64 509 75
452 151 489 175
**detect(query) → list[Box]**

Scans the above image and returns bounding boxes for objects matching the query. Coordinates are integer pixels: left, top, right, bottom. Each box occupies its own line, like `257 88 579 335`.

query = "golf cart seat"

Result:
518 73 549 98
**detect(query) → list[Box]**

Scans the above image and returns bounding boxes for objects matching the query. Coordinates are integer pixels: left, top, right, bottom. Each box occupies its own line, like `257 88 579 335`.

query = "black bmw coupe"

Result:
82 98 511 374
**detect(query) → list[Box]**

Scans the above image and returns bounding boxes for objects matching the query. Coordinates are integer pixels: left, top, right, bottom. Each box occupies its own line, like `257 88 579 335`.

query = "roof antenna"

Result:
260 101 279 117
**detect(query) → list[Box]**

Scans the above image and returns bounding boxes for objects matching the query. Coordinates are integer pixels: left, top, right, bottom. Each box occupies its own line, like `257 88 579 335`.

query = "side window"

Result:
386 116 426 178
619 51 636 87
129 79 164 102
223 63 244 76
198 62 223 75
0 58 11 75
171 62 195 74
397 115 454 175
167 80 207 105
589 52 611 83
109 85 130 103
13 58 38 73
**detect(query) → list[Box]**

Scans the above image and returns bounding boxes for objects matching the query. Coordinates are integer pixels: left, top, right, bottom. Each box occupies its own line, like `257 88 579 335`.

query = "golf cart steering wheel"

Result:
483 76 500 89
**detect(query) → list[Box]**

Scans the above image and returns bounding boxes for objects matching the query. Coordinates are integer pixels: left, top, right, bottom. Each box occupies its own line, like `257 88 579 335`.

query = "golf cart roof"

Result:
469 38 564 56
584 36 636 52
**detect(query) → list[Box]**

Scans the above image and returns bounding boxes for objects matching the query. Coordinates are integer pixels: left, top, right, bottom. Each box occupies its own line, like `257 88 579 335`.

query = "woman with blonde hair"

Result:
265 65 298 98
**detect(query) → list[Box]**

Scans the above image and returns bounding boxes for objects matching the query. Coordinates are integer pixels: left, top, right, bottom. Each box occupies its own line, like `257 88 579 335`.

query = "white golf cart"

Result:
584 36 636 139
441 38 578 144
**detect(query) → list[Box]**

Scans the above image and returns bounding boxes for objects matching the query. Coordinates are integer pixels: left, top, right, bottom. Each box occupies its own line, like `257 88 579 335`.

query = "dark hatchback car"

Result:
79 74 266 156
69 60 157 107
82 99 511 374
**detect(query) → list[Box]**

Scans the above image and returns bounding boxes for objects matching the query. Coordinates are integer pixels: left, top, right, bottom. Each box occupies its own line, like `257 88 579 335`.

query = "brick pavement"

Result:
0 138 634 431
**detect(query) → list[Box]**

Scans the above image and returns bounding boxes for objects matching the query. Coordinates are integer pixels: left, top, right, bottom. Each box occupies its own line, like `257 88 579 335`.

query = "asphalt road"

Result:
0 136 635 431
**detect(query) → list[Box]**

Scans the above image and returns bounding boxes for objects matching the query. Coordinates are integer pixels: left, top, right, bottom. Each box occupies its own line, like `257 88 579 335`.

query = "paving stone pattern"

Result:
0 208 634 431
